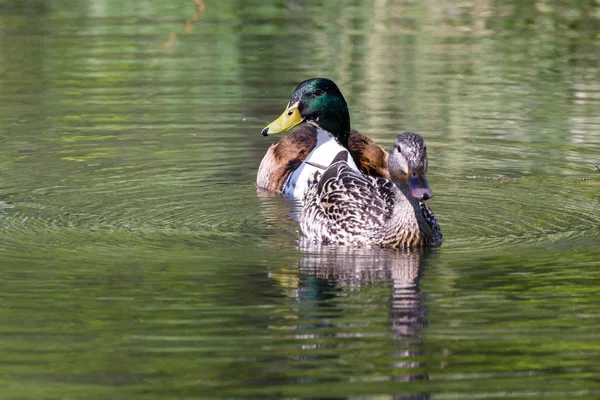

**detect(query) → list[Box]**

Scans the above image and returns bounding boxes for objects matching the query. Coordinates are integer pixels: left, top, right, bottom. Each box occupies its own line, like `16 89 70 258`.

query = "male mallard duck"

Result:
257 78 388 198
299 132 442 248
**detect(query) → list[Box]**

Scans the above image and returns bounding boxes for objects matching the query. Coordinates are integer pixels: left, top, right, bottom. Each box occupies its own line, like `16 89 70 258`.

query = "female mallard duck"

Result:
299 132 442 248
257 78 389 198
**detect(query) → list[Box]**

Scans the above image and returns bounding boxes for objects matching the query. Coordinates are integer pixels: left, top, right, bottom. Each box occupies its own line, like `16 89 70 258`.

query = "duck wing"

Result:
300 150 395 244
348 130 390 180
420 202 443 244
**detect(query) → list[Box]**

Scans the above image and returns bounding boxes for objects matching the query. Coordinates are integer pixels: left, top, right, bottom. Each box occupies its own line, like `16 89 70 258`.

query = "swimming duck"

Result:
299 132 442 248
257 78 389 198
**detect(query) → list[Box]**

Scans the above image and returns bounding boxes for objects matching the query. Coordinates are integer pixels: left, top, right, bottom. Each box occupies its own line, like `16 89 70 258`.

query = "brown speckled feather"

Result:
300 151 397 246
300 149 442 248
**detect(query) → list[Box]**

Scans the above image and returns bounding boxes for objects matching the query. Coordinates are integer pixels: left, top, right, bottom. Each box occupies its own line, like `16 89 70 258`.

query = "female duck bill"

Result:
408 174 433 201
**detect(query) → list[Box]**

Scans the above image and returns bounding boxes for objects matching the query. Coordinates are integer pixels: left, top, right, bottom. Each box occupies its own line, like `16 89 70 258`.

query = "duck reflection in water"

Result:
296 240 433 399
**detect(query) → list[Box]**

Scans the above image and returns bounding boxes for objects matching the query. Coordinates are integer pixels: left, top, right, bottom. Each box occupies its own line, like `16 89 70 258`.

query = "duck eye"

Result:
313 89 324 97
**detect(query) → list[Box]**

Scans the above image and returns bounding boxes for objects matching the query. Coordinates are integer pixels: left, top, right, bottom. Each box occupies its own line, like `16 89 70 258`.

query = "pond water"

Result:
1 1 599 398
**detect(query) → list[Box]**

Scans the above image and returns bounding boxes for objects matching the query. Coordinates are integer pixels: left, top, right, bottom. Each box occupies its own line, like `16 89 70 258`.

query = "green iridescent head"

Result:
261 78 351 147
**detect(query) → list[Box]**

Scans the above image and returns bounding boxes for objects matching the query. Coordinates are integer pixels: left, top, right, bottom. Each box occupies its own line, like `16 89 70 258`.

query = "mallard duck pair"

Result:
257 78 442 248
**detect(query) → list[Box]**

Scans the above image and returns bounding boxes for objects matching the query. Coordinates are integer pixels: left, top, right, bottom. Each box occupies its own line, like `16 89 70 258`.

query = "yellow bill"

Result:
261 101 303 136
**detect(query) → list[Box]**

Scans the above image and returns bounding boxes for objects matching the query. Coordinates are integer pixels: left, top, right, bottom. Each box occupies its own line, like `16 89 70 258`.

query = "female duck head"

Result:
388 132 434 201
261 78 351 147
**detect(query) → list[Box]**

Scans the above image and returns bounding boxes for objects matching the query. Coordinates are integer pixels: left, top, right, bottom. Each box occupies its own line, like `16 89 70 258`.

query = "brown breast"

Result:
256 124 318 192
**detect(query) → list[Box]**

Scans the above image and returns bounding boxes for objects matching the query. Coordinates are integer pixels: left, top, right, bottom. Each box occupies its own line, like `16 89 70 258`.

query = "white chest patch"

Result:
283 128 359 199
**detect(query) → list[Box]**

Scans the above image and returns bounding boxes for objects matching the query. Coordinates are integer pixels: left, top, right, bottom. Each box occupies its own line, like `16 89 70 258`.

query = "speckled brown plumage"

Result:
299 133 442 248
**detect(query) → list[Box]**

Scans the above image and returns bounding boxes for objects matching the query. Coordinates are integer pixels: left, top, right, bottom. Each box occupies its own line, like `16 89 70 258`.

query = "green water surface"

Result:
1 0 600 398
